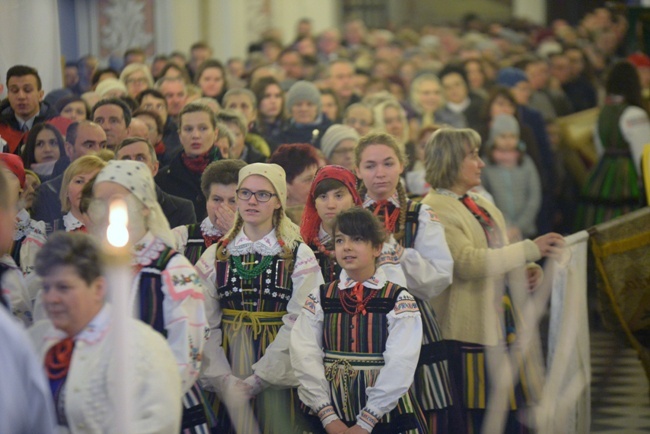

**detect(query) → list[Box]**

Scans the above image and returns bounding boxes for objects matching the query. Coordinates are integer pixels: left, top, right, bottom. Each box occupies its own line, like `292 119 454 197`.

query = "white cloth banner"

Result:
537 230 591 434
0 0 62 95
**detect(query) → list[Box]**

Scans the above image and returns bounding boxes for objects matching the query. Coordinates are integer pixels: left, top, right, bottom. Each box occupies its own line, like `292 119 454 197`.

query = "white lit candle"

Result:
104 198 133 433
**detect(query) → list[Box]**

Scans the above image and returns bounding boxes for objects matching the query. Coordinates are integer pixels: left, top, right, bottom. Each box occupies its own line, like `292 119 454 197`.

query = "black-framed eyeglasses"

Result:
236 188 277 202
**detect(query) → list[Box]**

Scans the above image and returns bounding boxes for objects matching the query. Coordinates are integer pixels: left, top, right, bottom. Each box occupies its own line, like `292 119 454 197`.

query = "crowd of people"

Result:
0 6 647 434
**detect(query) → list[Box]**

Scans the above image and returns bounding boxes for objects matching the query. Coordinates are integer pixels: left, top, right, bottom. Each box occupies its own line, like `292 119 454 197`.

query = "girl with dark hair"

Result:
291 207 426 433
21 123 66 182
355 132 457 432
576 60 650 228
196 163 323 433
251 77 287 144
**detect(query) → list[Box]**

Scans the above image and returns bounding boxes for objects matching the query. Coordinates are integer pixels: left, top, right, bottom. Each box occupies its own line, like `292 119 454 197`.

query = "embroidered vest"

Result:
183 224 208 265
320 280 405 354
312 245 341 284
400 200 422 249
214 246 299 312
10 237 24 268
137 246 178 337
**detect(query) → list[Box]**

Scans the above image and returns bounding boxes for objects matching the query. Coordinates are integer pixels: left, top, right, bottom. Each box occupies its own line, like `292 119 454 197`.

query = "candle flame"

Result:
107 198 129 248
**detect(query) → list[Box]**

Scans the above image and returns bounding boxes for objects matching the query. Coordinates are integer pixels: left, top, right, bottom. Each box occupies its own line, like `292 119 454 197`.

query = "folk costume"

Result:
291 267 426 433
362 189 456 432
300 165 406 285
172 217 224 265
94 161 215 433
576 95 650 228
422 189 544 433
196 163 324 433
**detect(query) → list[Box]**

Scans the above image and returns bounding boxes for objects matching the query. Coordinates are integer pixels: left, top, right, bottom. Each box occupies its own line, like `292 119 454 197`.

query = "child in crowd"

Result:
291 207 426 433
356 132 457 432
196 163 323 433
481 114 542 240
172 159 246 264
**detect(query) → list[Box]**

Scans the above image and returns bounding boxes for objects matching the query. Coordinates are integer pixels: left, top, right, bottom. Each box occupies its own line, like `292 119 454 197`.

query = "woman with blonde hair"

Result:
120 63 154 99
56 155 107 232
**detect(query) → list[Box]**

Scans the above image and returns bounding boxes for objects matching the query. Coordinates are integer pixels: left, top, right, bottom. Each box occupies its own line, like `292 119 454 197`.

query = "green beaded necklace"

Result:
232 255 274 279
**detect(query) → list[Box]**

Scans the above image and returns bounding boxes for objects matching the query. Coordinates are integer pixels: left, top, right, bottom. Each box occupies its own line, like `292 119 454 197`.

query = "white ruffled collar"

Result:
362 192 401 209
44 304 111 345
200 217 222 237
228 228 282 256
132 231 167 266
63 212 84 232
14 208 32 240
338 267 387 290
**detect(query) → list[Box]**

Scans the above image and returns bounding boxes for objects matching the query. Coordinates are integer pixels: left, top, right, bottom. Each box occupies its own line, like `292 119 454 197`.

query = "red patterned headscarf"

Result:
300 165 361 245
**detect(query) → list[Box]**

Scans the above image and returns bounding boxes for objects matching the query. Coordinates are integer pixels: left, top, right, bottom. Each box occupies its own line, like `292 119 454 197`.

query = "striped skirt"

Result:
446 341 541 434
576 151 643 229
324 350 427 434
411 299 455 432
182 383 217 433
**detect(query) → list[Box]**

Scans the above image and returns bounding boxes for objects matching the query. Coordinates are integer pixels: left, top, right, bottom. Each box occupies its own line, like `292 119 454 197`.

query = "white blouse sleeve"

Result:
194 245 232 391
253 243 324 387
290 287 340 428
358 290 422 432
399 204 454 300
377 243 407 287
619 105 650 170
160 253 209 394
171 225 189 253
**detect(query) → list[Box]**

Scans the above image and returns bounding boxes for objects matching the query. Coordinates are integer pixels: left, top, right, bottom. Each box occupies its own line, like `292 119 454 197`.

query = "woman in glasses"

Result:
196 163 323 433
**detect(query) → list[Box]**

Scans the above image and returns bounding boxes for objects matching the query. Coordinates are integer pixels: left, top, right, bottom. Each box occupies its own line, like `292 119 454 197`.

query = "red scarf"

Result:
45 337 75 380
181 147 218 174
154 140 166 157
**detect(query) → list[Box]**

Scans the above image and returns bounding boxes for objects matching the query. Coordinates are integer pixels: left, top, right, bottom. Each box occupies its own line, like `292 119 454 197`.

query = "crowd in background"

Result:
0 5 647 434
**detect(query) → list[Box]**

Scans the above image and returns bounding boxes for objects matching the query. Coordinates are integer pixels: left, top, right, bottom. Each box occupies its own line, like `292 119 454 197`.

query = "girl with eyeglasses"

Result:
196 163 323 433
